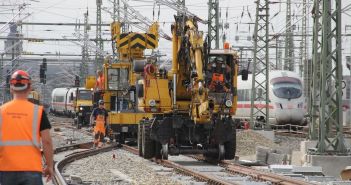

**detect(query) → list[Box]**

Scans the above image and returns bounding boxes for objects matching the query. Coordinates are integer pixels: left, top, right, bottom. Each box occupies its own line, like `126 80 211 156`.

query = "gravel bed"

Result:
236 130 279 156
49 115 93 148
63 149 183 185
275 135 306 152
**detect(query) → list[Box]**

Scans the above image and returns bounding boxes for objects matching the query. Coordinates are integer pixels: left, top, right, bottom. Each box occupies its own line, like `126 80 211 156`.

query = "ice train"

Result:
236 70 306 125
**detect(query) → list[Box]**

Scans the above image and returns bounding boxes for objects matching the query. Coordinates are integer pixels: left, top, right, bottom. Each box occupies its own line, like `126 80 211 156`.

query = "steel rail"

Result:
121 144 236 185
221 160 315 185
52 142 118 185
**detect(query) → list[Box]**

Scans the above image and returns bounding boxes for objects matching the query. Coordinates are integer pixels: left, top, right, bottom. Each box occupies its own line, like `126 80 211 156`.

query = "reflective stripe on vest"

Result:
0 104 40 148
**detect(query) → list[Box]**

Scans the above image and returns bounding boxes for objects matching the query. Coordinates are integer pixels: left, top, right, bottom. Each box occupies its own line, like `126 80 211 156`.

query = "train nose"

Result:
276 108 305 124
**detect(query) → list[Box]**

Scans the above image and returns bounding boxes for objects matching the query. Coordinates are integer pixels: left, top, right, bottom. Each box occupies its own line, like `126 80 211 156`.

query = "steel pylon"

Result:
95 0 103 70
309 0 322 140
208 0 219 49
316 0 346 154
80 11 90 84
284 0 294 71
250 0 270 129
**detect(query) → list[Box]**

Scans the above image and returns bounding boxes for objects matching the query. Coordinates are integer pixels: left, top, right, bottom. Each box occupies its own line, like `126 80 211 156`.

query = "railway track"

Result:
122 145 314 185
52 142 118 185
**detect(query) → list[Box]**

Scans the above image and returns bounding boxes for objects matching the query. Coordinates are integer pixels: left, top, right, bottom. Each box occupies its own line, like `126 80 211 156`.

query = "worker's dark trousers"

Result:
0 171 43 185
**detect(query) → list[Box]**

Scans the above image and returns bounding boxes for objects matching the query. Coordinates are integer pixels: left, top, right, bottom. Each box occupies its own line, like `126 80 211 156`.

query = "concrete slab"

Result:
300 140 318 164
266 153 287 165
305 176 338 183
269 165 293 174
291 150 303 166
306 155 351 178
327 181 351 185
292 166 324 176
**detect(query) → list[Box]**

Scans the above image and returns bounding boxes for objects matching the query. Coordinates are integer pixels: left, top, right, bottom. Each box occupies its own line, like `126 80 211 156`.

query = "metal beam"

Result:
0 22 109 26
250 0 270 129
0 36 110 42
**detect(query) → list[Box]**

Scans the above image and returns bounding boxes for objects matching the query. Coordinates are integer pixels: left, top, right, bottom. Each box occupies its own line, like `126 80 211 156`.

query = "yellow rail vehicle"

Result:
93 21 163 143
100 62 168 143
138 15 247 161
28 90 40 105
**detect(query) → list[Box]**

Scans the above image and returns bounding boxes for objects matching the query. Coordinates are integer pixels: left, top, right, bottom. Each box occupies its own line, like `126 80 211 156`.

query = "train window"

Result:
237 90 244 101
55 96 64 102
78 90 91 100
272 77 302 99
107 68 129 90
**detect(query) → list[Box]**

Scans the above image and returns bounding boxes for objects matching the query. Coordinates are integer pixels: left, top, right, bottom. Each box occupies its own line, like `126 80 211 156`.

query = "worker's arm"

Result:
41 129 54 182
90 108 96 126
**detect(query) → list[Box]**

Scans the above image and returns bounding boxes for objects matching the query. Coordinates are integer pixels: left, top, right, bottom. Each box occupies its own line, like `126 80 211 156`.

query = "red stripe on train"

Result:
237 103 274 109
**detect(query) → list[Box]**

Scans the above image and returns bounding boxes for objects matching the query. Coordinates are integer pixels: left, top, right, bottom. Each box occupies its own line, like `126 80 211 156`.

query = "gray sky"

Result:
1 0 351 72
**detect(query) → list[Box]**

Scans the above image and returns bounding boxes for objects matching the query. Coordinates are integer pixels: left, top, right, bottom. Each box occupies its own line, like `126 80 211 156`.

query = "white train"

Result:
51 87 92 117
236 70 306 125
51 88 76 116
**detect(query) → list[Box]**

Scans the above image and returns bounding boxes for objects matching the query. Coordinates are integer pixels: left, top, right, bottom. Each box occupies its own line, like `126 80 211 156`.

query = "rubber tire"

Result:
138 122 143 156
76 116 82 129
142 123 155 159
154 142 168 160
224 127 236 160
118 133 125 144
136 84 144 98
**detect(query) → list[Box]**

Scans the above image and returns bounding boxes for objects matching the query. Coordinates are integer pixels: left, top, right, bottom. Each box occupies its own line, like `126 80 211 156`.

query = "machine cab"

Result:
101 63 135 112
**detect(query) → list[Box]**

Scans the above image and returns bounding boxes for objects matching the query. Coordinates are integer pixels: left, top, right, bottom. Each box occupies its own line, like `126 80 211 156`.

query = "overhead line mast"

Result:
250 0 270 129
208 0 219 49
96 0 103 70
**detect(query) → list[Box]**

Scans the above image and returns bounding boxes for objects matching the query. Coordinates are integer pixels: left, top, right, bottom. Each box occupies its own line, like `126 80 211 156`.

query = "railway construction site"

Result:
1 0 351 184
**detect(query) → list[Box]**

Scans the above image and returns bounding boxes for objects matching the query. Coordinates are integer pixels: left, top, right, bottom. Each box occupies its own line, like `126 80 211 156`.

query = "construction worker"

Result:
208 57 230 92
95 70 105 91
0 70 54 185
90 100 109 148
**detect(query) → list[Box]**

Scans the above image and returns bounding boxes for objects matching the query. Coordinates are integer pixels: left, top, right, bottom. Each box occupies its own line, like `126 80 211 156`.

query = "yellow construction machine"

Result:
92 21 164 143
28 90 40 105
138 15 248 160
71 76 95 128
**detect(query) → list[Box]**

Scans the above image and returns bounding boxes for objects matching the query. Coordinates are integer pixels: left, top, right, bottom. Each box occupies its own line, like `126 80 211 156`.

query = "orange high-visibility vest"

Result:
209 73 224 89
96 76 105 90
0 100 43 172
94 114 105 135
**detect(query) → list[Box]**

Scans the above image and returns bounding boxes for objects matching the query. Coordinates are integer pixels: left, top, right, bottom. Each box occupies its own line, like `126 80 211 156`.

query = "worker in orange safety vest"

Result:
0 70 54 185
208 58 230 92
95 70 105 91
90 100 109 148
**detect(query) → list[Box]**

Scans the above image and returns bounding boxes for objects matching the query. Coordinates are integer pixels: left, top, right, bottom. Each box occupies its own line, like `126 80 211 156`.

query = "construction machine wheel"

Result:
142 123 155 159
224 123 236 160
161 143 168 160
117 133 125 144
218 144 225 161
138 121 143 156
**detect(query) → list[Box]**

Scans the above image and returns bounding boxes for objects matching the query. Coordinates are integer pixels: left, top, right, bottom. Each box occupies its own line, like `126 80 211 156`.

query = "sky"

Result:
0 0 351 73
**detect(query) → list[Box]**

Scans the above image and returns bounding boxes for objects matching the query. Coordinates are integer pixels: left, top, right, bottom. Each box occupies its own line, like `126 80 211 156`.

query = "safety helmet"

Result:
98 99 104 105
10 70 31 91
